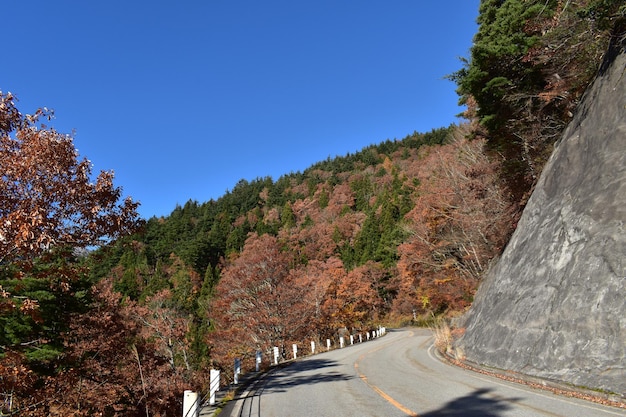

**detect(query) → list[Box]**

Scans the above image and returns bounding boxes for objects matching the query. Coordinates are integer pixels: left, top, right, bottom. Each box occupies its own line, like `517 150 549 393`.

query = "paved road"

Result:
222 328 625 417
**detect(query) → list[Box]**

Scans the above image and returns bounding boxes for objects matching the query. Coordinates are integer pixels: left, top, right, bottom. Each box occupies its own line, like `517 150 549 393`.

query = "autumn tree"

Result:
0 90 140 288
290 257 344 341
0 91 141 414
133 289 196 373
209 233 310 371
395 128 512 317
320 261 385 332
57 280 196 417
0 93 140 263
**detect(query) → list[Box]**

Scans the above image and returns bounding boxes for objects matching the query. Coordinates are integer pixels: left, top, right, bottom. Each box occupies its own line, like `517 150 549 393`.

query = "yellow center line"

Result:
354 332 420 417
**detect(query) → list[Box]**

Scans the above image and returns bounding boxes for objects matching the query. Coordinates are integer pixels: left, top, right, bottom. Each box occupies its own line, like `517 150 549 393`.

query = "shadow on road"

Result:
420 388 521 417
259 358 354 394
226 358 353 417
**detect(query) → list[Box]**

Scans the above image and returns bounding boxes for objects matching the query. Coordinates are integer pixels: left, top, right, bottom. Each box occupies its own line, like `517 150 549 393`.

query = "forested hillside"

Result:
91 123 515 370
2 1 623 415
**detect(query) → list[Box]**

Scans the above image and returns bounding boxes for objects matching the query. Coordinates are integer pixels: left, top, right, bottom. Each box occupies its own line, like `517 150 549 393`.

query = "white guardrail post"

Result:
209 369 220 405
234 358 241 384
273 346 279 365
183 390 199 417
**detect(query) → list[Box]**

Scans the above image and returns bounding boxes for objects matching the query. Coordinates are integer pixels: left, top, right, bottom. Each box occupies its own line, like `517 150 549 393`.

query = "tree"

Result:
209 233 309 370
0 91 141 263
60 280 195 417
451 0 544 132
1 90 140 326
0 91 142 414
0 247 93 364
133 288 195 374
395 131 512 317
320 261 384 331
449 1 624 200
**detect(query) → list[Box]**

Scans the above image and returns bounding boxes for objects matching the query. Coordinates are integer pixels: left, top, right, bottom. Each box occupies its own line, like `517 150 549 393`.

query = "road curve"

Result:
221 328 625 417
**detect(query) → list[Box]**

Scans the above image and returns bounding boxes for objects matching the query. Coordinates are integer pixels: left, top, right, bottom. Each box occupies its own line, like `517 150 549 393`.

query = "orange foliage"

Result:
1 280 201 416
209 233 308 370
0 92 140 264
395 131 513 316
320 261 384 331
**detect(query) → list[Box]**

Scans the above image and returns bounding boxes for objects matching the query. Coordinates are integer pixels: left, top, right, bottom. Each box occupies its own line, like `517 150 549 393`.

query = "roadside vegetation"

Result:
2 1 624 415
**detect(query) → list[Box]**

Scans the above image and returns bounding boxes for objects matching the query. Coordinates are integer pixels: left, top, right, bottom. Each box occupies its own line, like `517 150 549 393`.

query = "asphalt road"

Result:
222 328 625 417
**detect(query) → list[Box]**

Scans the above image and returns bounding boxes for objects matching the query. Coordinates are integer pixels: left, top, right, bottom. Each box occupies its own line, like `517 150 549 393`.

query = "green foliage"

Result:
343 173 413 269
226 220 250 253
351 213 379 266
0 248 92 365
89 124 465 375
281 203 296 228
318 187 330 209
450 0 623 199
453 0 546 131
350 175 374 212
301 214 314 228
577 0 626 30
170 268 196 313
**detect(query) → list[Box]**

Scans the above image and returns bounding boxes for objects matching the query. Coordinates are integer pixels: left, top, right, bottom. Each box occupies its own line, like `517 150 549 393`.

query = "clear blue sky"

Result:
3 1 479 219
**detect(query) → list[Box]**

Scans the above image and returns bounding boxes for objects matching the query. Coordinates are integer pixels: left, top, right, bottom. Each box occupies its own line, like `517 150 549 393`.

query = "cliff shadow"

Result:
420 388 521 417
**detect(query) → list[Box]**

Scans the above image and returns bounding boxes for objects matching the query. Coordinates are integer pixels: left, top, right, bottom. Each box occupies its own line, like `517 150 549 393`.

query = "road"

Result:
221 328 625 417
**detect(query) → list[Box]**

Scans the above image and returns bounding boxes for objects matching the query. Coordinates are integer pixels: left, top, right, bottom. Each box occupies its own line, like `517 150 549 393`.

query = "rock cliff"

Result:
455 36 626 395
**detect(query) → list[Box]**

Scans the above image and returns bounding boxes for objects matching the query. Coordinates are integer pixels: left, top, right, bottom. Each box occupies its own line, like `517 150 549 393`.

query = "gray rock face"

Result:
455 39 626 395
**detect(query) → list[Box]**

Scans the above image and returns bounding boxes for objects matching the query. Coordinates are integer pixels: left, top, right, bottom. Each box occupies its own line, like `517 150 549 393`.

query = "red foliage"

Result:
292 257 344 338
0 91 140 264
395 132 513 316
208 228 390 371
61 280 201 416
280 221 338 262
325 182 355 218
320 261 384 331
209 233 309 370
0 280 202 416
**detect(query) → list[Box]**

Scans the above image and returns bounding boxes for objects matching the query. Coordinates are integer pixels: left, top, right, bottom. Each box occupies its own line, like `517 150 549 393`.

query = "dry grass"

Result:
431 320 467 360
431 320 453 354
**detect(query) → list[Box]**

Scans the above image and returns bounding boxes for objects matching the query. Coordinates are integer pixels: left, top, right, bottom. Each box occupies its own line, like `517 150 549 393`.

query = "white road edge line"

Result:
426 344 625 416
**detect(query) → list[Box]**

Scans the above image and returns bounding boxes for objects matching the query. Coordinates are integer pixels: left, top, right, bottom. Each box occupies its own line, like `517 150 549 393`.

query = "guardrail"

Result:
183 326 387 416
